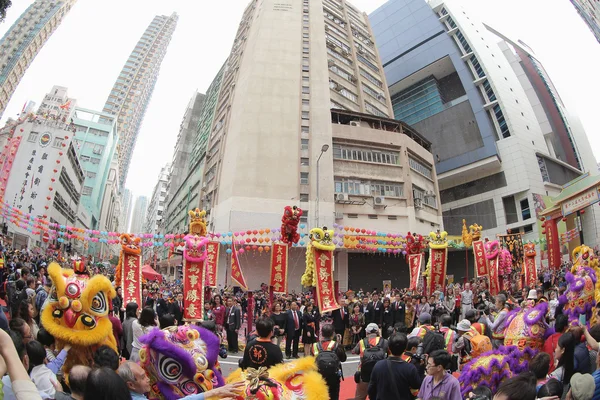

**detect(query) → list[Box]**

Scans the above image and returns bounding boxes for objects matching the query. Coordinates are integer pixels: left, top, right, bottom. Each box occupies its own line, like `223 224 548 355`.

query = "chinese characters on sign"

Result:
488 257 500 296
121 254 142 306
313 248 340 313
473 240 489 278
408 254 423 291
545 219 561 270
183 259 205 322
270 243 288 293
205 241 219 287
561 188 600 216
231 242 248 290
524 257 538 288
428 248 447 295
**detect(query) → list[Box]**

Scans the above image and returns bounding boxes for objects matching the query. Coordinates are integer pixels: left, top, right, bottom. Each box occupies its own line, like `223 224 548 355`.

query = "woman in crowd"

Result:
445 287 456 322
405 295 416 330
549 332 575 397
270 302 286 347
18 300 38 340
302 303 318 354
349 303 364 347
417 296 431 320
381 297 393 339
212 295 226 334
203 301 213 321
130 307 157 362
122 302 139 360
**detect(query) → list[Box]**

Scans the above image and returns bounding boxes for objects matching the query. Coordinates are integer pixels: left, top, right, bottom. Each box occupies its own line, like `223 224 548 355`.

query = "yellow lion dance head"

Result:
189 208 207 236
429 230 448 249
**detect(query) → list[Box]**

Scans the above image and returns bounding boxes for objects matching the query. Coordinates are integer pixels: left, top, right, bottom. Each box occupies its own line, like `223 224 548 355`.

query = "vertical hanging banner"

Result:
121 253 142 306
205 241 220 287
270 243 288 293
485 241 501 296
314 248 339 312
473 240 489 278
183 235 209 322
545 219 561 270
408 253 423 291
523 243 538 288
428 230 449 295
231 241 248 290
499 232 524 272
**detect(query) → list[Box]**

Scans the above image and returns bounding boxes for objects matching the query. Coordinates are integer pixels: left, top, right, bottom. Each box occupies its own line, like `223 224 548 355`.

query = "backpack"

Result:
10 288 27 319
35 287 47 316
464 331 492 358
360 338 386 382
422 328 446 355
315 341 340 378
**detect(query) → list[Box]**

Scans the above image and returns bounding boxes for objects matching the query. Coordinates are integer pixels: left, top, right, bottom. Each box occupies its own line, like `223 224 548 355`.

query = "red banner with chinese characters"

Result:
0 137 22 202
429 248 447 295
545 219 561 270
205 241 219 287
183 260 205 322
524 256 538 288
473 240 489 278
488 257 500 296
408 253 423 291
121 253 142 306
270 243 288 293
231 242 248 290
314 248 340 313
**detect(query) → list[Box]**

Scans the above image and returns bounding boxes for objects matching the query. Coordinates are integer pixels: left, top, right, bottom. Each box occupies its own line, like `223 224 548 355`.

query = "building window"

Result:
368 214 378 219
90 157 101 165
520 198 531 220
388 215 397 220
333 144 398 165
537 156 550 182
347 213 358 218
300 211 308 223
302 111 310 119
482 79 496 102
334 177 403 197
359 68 382 88
301 126 309 134
503 196 518 224
85 171 97 179
409 156 433 179
413 185 437 208
327 48 352 66
302 86 310 94
492 104 510 138
82 186 93 196
301 139 309 150
469 55 485 79
300 193 309 202
52 137 64 148
27 132 39 142
365 102 387 118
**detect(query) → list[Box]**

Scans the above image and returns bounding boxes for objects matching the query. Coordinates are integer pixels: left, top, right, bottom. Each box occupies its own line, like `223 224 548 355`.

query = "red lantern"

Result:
580 209 586 215
540 217 545 222
59 152 63 156
252 245 258 250
245 238 251 243
562 217 567 222
48 187 53 191
53 169 58 173
252 230 258 235
51 178 55 182
64 136 69 139
251 237 257 243
56 160 60 164
46 197 51 200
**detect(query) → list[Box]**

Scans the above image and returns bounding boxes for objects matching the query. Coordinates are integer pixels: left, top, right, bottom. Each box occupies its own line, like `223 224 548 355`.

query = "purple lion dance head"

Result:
559 267 597 326
138 325 225 400
459 345 537 397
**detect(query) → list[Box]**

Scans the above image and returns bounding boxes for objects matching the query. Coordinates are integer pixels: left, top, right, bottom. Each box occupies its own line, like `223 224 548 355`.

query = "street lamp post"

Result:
316 144 329 228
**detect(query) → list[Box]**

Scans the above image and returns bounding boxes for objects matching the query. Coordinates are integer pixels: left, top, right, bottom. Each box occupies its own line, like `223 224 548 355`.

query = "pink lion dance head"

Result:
484 240 500 260
183 234 209 263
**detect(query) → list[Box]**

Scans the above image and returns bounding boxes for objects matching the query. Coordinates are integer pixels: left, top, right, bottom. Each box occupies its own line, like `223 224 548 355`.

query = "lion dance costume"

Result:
560 245 598 326
503 301 549 351
139 325 328 400
281 205 303 246
301 227 335 287
41 262 117 375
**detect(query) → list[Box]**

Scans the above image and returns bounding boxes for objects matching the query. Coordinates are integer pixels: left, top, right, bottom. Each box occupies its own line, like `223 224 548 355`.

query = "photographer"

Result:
402 336 426 378
240 317 283 370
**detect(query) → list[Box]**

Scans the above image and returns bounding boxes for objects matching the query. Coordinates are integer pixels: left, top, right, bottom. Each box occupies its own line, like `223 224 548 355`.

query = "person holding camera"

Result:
311 324 347 400
240 317 283 370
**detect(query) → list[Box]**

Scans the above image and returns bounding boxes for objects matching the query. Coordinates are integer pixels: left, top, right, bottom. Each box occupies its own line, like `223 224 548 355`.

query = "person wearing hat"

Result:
352 322 389 400
527 288 538 306
408 313 435 339
568 372 594 400
482 294 511 349
454 319 473 365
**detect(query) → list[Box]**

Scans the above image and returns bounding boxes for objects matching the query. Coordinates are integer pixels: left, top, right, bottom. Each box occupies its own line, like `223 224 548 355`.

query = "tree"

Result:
0 0 12 23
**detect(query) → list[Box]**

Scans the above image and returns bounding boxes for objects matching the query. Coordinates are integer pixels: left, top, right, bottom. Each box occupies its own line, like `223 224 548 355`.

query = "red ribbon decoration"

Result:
408 253 423 291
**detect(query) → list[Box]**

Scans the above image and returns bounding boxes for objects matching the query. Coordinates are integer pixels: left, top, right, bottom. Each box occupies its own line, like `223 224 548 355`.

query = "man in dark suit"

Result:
360 296 371 325
368 293 383 328
169 293 184 325
285 301 303 359
142 288 154 309
225 297 241 353
331 297 348 339
156 292 170 318
392 293 406 328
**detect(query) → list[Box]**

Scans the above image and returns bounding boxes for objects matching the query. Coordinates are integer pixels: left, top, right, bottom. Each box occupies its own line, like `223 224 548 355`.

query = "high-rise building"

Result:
102 13 178 187
70 106 119 230
130 195 148 234
175 0 442 291
570 0 600 44
121 188 133 232
370 0 591 247
144 164 169 235
37 86 76 120
0 0 78 119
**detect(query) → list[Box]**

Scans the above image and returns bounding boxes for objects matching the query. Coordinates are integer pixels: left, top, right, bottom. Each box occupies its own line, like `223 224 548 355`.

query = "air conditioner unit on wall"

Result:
414 198 423 209
373 196 385 207
349 121 360 127
336 193 349 202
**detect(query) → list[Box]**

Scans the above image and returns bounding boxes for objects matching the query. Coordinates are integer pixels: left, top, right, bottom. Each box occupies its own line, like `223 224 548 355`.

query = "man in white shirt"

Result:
27 340 57 399
460 283 473 320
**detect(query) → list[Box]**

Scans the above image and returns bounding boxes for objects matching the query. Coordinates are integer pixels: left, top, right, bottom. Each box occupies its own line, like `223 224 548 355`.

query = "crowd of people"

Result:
0 235 599 400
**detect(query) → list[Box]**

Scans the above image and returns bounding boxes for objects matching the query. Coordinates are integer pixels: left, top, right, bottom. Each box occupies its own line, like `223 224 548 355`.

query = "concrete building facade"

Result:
169 0 443 291
130 195 148 234
370 0 587 249
102 13 178 187
37 85 76 120
570 0 600 44
121 188 133 232
143 164 169 235
0 0 78 119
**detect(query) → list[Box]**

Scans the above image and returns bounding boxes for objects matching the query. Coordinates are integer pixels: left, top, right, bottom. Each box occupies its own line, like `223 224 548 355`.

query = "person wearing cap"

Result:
567 372 594 400
527 288 539 306
408 312 435 339
461 283 473 319
465 309 487 337
352 322 388 400
482 294 510 349
454 319 473 365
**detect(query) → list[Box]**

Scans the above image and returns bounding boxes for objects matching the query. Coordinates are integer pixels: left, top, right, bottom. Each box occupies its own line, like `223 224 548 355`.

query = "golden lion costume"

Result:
301 227 335 287
41 262 117 375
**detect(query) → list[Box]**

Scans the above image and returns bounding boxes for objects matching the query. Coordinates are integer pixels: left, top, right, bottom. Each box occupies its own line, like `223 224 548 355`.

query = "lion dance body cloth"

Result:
560 245 599 326
281 206 303 246
41 262 117 375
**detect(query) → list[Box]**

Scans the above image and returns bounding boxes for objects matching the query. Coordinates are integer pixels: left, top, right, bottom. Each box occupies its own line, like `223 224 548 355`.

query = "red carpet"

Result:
340 378 357 400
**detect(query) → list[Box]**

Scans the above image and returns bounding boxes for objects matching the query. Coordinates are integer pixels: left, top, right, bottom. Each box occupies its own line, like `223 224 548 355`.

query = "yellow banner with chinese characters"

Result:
314 248 340 313
121 253 142 306
270 243 288 293
183 260 204 322
205 241 219 287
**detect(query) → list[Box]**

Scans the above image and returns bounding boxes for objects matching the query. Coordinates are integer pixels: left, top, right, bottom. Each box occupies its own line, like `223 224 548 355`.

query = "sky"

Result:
0 0 599 201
